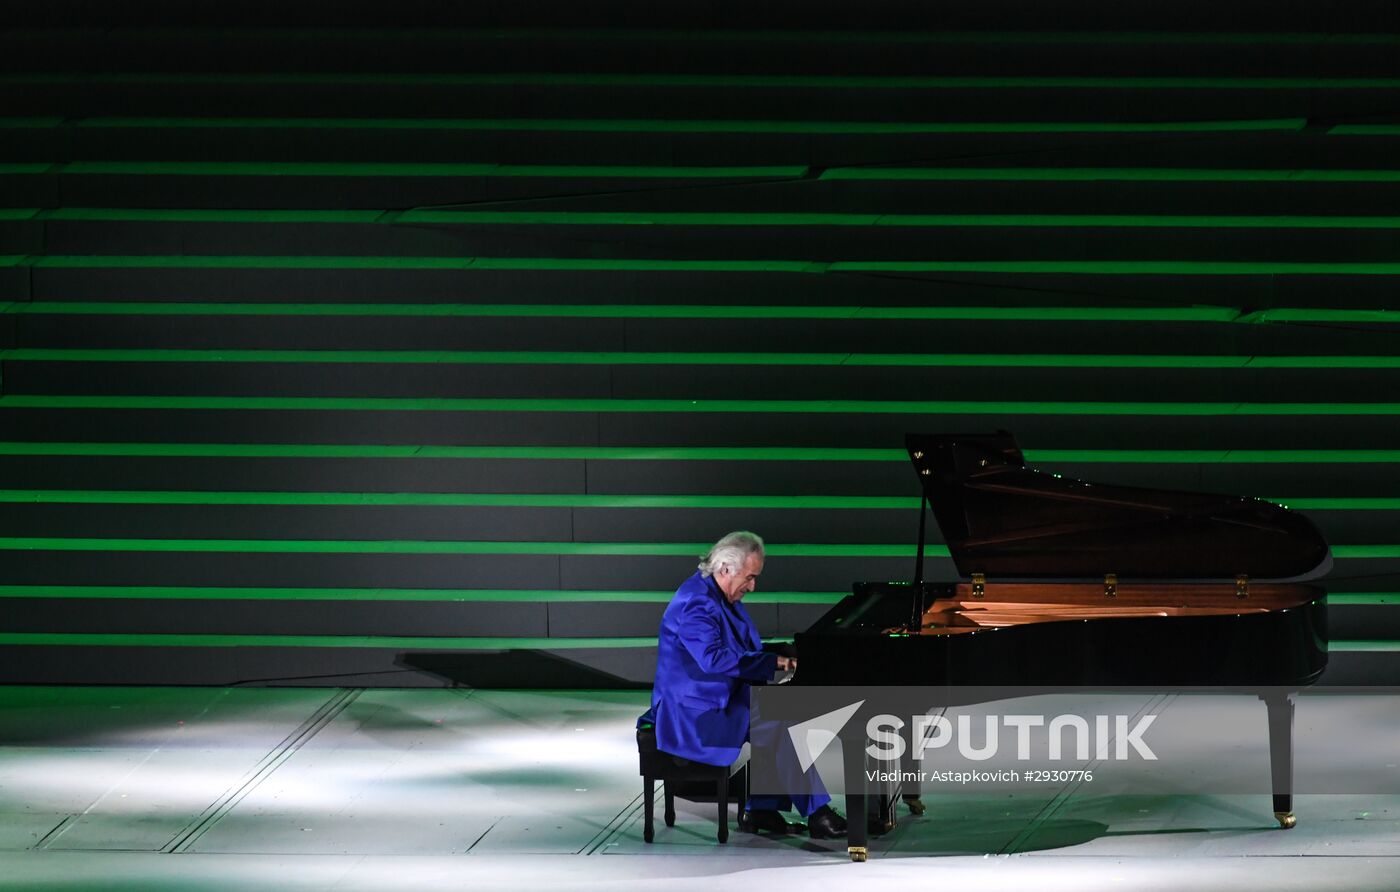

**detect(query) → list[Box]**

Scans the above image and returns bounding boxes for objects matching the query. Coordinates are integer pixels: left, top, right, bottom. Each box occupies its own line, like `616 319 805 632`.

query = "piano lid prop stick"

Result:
911 493 929 631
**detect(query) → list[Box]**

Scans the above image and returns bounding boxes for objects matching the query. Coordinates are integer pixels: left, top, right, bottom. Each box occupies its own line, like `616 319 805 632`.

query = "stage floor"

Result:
0 686 1396 890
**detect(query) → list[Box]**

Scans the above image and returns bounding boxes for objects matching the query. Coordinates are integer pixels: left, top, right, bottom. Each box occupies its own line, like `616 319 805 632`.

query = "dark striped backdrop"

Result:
1 2 1397 687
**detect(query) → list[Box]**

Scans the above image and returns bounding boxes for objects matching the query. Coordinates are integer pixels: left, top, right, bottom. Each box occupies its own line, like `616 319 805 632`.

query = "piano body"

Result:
793 432 1330 861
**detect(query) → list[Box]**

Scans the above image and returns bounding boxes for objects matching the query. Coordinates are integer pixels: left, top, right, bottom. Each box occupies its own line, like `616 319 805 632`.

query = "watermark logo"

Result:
787 699 864 771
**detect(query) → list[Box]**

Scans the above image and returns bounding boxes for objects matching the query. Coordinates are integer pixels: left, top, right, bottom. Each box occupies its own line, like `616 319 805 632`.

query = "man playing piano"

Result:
639 530 848 839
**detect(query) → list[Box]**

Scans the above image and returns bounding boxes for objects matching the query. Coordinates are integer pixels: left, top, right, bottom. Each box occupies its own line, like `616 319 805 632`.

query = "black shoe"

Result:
807 804 848 839
739 809 807 835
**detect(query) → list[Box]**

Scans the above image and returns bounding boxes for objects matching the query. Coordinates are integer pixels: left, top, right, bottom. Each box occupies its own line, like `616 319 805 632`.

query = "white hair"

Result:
698 530 765 578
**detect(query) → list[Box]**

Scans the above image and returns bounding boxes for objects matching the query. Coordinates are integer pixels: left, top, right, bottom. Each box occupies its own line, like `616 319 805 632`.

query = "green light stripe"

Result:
1033 450 1400 463
1332 546 1400 559
7 630 1390 649
76 116 1307 134
0 538 1389 558
60 161 804 178
1329 125 1400 135
0 632 656 649
1245 309 1400 323
25 256 1400 275
1328 593 1400 605
0 256 27 268
834 261 1400 275
0 491 1390 510
399 210 1400 229
24 162 1400 183
822 167 1400 183
1331 640 1400 652
5 348 1400 369
2 443 1399 463
0 585 844 604
0 585 1391 607
16 73 1400 88
0 538 927 556
5 302 1246 322
1277 499 1400 510
3 395 1398 415
36 208 1400 229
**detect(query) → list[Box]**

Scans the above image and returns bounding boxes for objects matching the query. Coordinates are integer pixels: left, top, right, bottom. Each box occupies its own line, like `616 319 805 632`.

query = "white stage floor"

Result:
0 686 1396 890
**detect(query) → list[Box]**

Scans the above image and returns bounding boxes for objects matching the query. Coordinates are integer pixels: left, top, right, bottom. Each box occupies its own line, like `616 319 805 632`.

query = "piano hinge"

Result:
1236 574 1249 599
1104 573 1117 598
971 573 985 598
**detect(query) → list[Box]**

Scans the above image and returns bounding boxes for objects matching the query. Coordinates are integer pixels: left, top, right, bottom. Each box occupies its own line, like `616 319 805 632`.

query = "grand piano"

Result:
792 432 1330 861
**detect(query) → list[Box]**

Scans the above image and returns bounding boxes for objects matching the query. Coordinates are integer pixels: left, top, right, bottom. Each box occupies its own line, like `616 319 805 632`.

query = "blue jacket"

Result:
643 571 777 766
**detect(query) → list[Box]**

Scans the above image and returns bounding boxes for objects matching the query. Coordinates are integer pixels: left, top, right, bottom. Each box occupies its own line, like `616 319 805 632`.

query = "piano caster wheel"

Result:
904 796 926 816
849 846 868 862
1275 812 1297 829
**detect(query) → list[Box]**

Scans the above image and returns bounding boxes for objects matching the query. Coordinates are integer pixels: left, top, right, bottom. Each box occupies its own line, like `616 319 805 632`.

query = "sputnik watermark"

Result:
864 712 1159 762
780 707 1155 791
783 701 1158 779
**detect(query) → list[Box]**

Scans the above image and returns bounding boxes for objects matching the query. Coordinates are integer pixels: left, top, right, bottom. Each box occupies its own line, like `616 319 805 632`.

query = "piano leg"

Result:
898 718 925 817
1261 691 1297 829
841 730 868 861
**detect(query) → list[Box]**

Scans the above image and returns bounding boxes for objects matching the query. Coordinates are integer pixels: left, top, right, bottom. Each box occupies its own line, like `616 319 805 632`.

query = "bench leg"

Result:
664 780 676 827
643 777 655 843
717 774 729 843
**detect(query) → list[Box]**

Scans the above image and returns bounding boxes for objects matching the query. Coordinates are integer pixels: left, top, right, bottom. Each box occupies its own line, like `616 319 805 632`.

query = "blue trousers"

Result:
745 717 831 818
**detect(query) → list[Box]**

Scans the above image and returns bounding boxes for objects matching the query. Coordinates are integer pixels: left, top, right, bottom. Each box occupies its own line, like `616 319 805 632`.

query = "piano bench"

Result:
637 728 749 844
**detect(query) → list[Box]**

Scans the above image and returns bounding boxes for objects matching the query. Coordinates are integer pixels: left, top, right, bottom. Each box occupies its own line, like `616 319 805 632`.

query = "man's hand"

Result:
776 656 797 672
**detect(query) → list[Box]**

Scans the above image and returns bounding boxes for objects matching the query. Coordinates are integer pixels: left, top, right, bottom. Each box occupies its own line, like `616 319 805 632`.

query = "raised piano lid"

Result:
907 431 1332 583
